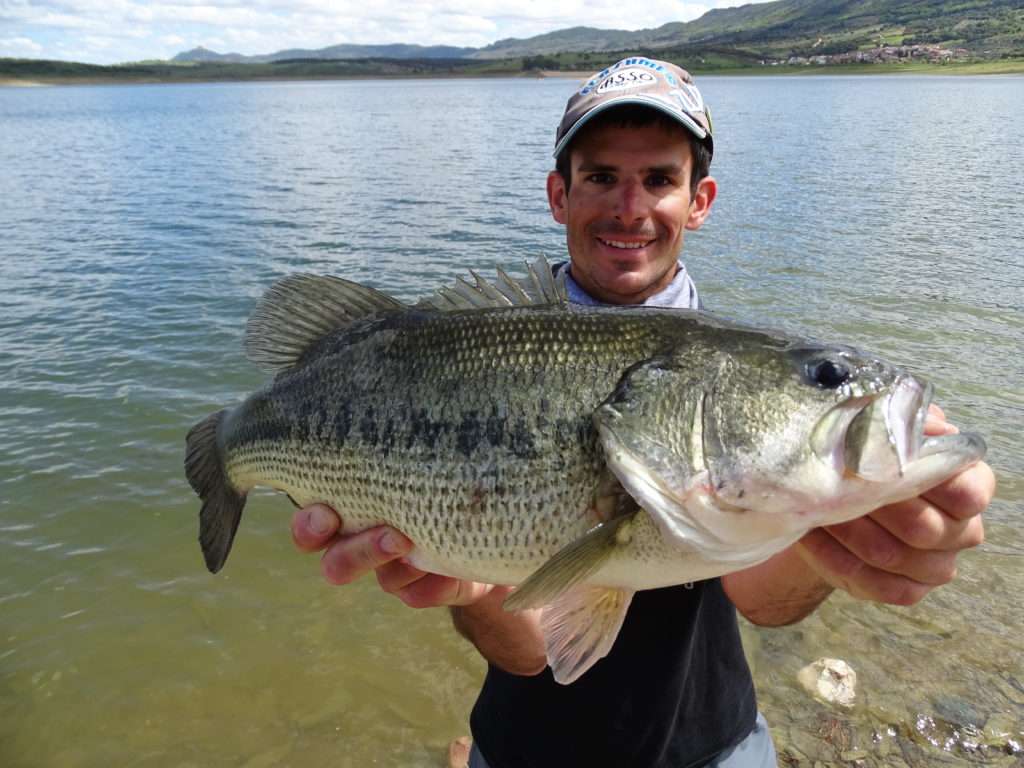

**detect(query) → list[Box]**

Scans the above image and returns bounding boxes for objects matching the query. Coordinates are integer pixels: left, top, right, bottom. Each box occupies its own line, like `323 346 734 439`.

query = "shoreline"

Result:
1 60 1022 88
0 78 48 86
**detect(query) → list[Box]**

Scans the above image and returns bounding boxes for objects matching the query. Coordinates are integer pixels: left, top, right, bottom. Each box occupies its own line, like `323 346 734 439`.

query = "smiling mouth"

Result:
598 237 656 250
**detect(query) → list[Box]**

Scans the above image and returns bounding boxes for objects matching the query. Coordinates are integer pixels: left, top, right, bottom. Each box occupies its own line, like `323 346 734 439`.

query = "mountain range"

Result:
173 0 1023 64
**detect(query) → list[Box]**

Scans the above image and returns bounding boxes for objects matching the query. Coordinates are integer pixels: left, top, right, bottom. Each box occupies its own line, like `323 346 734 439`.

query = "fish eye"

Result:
807 359 851 389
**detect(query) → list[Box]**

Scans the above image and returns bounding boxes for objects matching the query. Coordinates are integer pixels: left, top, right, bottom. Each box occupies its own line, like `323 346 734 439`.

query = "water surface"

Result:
1 74 1021 767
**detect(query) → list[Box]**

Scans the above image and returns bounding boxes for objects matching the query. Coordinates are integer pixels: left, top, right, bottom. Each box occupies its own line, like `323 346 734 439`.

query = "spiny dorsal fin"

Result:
419 256 568 312
245 273 405 374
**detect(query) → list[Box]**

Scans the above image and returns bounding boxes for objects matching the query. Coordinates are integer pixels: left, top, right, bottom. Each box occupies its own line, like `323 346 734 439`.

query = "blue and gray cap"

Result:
554 56 713 159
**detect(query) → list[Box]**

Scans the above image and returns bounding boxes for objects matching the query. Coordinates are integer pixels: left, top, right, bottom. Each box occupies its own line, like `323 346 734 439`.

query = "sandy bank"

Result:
0 78 49 87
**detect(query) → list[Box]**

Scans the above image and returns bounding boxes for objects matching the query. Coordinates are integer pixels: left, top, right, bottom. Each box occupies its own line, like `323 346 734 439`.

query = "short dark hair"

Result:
554 105 712 195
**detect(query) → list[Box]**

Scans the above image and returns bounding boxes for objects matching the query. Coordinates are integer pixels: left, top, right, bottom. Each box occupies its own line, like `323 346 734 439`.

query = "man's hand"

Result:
291 504 493 607
794 405 994 605
724 405 995 624
291 504 548 674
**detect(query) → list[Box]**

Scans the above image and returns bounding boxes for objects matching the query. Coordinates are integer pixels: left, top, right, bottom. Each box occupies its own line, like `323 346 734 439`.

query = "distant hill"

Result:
173 0 1022 62
172 43 476 64
5 0 1019 85
470 0 1022 58
172 47 248 63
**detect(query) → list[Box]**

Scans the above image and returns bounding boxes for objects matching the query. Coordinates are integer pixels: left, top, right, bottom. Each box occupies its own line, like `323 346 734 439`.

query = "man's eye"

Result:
586 172 615 184
646 174 673 187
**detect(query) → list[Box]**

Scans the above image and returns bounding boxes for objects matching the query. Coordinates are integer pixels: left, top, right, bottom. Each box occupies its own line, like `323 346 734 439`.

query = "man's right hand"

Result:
290 503 495 608
291 503 548 675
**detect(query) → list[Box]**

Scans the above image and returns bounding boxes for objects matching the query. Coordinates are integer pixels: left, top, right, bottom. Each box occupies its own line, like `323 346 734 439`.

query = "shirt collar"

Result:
556 261 700 310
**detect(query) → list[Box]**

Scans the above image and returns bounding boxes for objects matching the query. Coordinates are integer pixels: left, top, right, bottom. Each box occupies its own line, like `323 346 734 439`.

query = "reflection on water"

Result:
0 75 1022 767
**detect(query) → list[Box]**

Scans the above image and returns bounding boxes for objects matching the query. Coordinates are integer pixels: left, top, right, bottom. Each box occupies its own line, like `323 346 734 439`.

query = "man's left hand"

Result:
795 406 995 605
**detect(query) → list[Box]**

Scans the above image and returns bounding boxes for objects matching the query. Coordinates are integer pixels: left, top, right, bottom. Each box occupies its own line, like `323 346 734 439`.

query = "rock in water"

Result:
798 658 858 707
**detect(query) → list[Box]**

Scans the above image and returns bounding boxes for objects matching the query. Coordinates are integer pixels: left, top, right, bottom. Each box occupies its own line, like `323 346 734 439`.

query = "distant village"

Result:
766 44 970 67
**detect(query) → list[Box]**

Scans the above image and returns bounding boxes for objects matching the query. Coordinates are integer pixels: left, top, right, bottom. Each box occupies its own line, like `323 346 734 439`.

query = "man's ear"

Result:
685 176 718 231
547 170 569 225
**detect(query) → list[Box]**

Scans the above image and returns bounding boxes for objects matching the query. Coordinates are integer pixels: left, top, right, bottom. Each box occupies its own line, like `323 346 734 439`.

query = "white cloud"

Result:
81 33 112 49
0 35 43 54
23 10 105 29
0 0 762 63
197 35 226 49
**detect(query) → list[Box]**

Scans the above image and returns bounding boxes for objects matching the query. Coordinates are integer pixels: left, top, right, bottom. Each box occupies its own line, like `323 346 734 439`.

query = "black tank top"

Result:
469 579 757 768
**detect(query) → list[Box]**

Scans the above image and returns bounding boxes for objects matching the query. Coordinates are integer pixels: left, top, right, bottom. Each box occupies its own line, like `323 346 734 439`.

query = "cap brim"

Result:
553 94 709 158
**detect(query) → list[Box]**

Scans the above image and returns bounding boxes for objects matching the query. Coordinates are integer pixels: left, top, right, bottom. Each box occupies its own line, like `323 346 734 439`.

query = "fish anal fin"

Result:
503 512 636 612
542 586 634 685
244 274 405 374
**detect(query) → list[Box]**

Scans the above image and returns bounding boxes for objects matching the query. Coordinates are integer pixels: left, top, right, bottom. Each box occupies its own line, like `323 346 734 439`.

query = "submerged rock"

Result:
983 712 1021 749
797 658 858 708
934 695 983 727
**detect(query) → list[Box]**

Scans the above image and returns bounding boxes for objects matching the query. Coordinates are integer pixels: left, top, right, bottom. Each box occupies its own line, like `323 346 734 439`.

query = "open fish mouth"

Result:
847 375 931 480
813 375 969 482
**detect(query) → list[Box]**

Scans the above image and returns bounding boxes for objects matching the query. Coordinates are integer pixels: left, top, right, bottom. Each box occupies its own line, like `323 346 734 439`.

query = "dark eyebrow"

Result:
576 163 684 175
577 163 617 173
647 164 684 176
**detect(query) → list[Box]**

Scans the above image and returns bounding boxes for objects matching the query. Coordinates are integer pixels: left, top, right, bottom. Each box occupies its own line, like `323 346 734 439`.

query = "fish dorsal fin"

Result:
245 273 406 374
419 256 568 311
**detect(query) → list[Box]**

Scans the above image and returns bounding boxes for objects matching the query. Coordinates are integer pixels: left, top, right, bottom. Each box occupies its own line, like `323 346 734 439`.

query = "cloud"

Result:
1 0 756 64
0 35 43 55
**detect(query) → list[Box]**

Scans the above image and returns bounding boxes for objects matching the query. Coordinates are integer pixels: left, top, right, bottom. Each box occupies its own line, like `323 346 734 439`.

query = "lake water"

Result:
1 74 1022 767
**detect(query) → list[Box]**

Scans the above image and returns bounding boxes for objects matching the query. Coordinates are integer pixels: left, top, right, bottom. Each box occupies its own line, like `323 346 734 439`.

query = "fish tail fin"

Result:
185 409 247 574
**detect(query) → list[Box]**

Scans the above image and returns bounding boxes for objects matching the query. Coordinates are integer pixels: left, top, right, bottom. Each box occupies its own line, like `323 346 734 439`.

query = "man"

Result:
291 57 994 766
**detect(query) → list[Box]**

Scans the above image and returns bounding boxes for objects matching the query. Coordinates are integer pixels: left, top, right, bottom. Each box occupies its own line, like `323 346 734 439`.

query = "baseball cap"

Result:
554 56 713 159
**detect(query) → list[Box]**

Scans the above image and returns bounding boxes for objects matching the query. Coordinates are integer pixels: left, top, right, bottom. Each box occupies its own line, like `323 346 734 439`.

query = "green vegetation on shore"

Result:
3 0 1021 86
2 52 1022 86
0 56 502 85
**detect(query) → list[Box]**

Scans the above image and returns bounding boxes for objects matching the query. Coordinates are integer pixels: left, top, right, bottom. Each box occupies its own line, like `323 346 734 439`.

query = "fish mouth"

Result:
812 375 948 481
851 375 931 479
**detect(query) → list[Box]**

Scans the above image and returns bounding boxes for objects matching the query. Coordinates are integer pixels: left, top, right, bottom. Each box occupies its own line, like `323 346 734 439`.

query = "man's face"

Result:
547 120 716 305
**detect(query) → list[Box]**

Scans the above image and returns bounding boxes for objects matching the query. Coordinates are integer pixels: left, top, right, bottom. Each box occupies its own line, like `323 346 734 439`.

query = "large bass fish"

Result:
185 259 985 683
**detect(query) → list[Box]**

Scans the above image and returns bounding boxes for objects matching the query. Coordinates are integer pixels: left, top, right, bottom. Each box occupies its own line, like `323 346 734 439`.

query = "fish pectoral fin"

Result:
541 586 634 685
503 511 636 612
245 274 406 374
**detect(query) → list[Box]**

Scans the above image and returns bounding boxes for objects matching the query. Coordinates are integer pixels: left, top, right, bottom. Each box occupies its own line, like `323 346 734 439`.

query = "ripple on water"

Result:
1 75 1022 767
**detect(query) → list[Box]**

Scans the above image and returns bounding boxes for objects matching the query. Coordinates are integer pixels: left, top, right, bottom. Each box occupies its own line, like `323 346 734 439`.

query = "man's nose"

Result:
613 178 650 223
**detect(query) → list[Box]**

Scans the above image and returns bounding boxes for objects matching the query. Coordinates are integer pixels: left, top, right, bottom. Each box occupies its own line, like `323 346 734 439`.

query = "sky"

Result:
0 0 766 65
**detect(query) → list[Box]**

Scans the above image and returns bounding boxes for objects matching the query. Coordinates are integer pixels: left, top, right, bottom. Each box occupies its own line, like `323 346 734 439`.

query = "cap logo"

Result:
596 67 657 94
672 84 704 113
556 57 713 157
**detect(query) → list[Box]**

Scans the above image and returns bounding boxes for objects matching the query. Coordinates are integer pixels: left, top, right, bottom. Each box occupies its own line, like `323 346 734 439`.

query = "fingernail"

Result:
380 531 410 556
925 416 960 436
309 506 335 535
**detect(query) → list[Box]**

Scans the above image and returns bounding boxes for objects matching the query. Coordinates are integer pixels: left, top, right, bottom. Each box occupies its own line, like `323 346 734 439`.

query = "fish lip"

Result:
811 394 875 472
888 375 932 474
918 430 987 460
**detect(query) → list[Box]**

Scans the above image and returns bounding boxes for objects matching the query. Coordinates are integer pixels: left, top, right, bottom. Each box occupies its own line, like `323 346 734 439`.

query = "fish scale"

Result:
221 305 664 583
